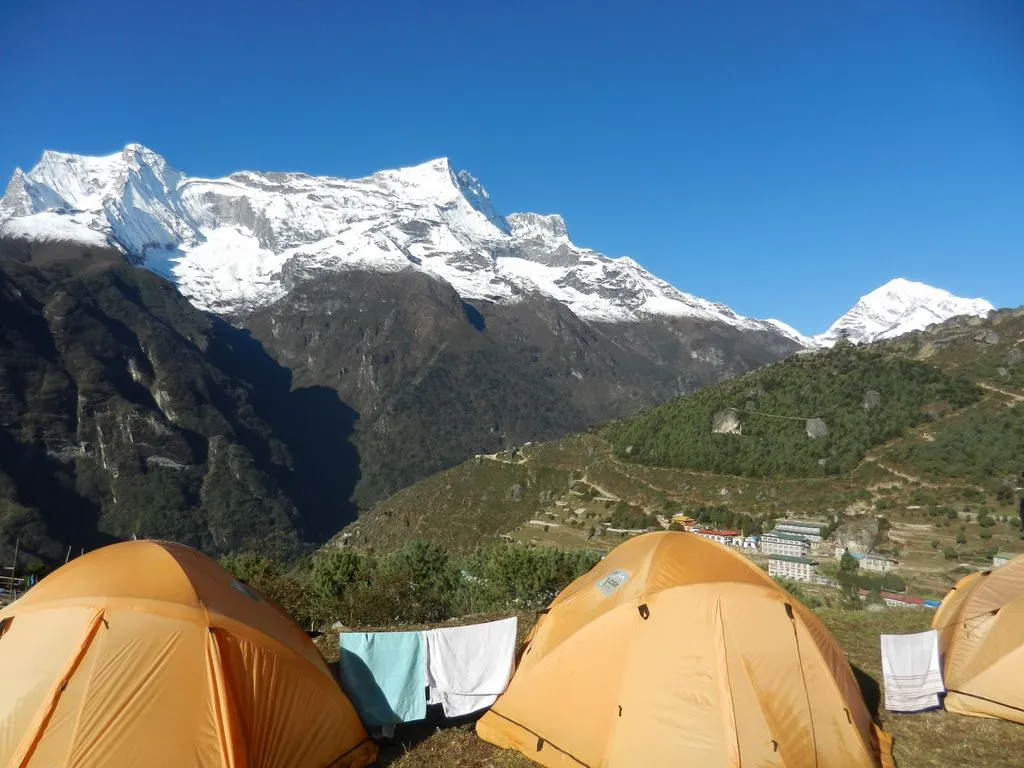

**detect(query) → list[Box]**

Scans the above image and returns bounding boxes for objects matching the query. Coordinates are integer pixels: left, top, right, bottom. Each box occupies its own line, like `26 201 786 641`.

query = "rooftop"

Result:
763 531 809 542
769 554 819 565
861 552 899 563
858 588 927 606
774 519 829 530
696 529 740 537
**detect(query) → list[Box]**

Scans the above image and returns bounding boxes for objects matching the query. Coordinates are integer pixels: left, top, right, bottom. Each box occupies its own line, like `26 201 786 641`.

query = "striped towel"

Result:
880 629 944 712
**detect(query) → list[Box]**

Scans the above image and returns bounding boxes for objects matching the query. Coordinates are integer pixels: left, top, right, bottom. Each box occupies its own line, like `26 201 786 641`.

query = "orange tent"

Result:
932 553 1024 723
0 540 376 768
477 532 893 768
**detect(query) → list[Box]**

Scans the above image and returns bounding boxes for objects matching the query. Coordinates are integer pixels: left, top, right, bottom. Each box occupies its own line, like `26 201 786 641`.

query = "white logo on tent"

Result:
596 569 629 596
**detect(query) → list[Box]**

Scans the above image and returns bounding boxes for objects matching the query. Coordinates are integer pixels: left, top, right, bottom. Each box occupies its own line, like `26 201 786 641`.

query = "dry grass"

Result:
372 608 1022 768
385 725 534 767
822 609 1021 768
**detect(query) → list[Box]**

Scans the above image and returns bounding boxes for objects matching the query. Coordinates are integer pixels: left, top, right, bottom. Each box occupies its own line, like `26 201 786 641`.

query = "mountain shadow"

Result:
0 243 361 568
205 321 361 541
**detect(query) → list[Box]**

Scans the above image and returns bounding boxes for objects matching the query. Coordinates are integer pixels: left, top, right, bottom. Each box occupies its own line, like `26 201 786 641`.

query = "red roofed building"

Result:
695 529 740 546
857 588 934 609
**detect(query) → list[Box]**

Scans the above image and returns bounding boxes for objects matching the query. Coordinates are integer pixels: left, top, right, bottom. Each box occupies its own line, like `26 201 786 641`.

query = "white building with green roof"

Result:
768 554 819 583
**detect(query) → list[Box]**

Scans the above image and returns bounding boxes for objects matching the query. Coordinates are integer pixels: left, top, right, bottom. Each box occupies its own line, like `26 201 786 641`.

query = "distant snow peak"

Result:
815 277 994 346
0 145 792 338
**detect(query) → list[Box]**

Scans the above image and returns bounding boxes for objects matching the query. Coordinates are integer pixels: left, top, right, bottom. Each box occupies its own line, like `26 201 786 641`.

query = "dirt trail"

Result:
862 456 939 488
979 382 1024 404
479 452 527 465
577 476 619 501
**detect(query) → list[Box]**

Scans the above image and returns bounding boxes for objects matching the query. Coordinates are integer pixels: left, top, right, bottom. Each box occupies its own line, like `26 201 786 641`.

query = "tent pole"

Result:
11 538 18 599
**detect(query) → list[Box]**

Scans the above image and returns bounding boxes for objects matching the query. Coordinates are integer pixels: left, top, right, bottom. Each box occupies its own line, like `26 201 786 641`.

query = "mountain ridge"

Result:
1 146 785 332
2 145 993 342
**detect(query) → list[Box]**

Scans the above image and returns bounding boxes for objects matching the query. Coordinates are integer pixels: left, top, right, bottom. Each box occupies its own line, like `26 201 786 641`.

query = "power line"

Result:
730 407 820 422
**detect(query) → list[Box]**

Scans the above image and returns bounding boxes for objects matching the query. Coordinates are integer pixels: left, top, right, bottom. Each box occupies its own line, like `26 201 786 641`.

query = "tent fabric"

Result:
0 540 376 768
340 630 427 727
879 630 943 712
425 616 517 717
932 553 1024 723
476 532 893 768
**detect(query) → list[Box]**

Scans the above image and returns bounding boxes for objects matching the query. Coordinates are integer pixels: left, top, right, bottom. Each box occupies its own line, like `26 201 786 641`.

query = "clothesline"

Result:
338 616 518 734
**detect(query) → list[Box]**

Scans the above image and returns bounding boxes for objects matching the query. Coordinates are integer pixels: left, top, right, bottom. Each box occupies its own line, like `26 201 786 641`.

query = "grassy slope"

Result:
376 608 1020 768
341 459 574 552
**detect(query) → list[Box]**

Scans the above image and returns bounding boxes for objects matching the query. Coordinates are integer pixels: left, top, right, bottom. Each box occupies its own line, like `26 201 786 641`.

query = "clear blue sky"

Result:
1 0 1021 333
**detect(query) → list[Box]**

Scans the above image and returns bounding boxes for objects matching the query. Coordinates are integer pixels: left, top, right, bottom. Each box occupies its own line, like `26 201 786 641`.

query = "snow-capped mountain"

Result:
0 145 771 331
814 278 994 346
0 146 995 346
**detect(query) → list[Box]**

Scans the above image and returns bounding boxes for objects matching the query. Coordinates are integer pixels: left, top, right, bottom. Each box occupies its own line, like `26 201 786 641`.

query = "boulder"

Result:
862 390 882 411
712 408 742 435
806 418 828 439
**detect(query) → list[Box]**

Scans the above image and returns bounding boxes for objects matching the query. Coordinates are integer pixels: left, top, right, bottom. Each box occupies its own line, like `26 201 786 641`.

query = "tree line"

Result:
221 540 602 629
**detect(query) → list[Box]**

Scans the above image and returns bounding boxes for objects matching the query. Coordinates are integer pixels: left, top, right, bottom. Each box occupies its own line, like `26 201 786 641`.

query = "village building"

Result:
770 519 830 542
859 552 899 573
857 589 938 610
694 529 740 546
767 554 819 582
760 532 810 558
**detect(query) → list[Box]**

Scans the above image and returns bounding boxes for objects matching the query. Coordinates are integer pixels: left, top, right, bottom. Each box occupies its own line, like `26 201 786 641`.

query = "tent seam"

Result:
715 595 742 767
8 608 105 768
786 605 819 768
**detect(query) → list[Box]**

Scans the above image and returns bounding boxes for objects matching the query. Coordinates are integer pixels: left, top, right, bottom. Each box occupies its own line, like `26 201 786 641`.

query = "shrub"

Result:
943 547 959 560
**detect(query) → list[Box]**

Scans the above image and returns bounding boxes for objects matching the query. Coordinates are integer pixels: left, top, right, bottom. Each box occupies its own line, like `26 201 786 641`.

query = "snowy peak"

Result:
507 212 570 242
815 278 994 346
0 145 794 337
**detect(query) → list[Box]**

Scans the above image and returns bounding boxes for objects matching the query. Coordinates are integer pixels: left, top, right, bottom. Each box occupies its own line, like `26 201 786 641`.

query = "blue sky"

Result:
1 0 1021 333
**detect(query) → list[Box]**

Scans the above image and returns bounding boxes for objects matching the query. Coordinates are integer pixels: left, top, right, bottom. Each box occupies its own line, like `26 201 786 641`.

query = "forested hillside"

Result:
604 343 980 476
